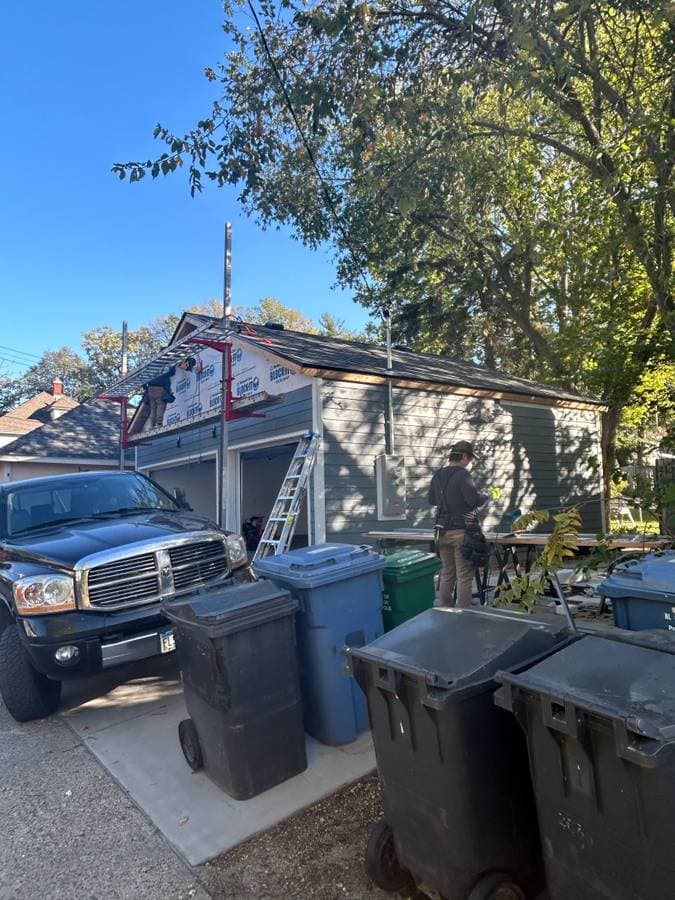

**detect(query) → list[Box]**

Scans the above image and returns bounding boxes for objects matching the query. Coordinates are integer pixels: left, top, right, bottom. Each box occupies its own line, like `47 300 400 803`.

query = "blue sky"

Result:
0 0 369 377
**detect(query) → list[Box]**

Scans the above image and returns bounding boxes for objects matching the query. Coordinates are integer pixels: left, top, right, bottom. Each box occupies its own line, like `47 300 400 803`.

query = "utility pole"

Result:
385 309 395 454
218 223 232 527
119 321 128 471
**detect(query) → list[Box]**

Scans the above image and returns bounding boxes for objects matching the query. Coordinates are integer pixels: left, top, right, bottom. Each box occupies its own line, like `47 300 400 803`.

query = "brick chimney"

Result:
52 378 64 396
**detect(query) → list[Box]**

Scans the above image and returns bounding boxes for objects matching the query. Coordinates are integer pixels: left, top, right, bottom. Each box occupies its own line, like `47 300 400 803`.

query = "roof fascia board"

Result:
300 367 606 412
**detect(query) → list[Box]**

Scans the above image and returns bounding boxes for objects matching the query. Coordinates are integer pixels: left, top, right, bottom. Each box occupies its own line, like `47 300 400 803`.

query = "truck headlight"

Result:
13 575 76 615
225 535 248 569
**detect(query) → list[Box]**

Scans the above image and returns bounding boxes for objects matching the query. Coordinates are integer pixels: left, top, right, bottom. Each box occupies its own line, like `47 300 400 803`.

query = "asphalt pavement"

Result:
0 696 209 900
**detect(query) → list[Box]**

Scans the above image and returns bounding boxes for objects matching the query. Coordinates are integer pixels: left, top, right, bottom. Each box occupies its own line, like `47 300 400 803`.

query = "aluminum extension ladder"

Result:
252 432 321 562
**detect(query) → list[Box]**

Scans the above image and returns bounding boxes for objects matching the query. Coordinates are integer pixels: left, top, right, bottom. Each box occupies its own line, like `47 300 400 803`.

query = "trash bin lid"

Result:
599 550 675 600
498 635 675 739
349 606 570 695
383 550 441 573
163 579 297 637
253 543 385 588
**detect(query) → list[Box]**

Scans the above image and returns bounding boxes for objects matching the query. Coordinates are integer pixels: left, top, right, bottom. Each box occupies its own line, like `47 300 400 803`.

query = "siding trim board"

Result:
304 369 605 412
137 449 218 472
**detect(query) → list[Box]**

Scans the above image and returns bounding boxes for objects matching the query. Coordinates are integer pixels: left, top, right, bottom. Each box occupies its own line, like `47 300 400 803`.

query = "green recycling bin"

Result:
382 550 441 631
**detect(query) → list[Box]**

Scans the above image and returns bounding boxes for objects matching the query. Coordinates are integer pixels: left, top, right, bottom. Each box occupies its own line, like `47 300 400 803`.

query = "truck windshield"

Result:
4 473 179 537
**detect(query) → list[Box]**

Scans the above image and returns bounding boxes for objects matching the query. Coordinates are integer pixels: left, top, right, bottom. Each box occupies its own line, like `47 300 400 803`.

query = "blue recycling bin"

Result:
598 550 675 631
253 544 386 745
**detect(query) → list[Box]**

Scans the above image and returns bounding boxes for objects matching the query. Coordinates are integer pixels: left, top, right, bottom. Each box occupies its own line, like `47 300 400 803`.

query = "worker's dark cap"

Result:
450 440 479 459
183 357 197 370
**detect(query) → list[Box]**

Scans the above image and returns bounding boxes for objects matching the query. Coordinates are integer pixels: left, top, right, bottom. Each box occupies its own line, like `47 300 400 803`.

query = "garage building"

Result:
119 313 605 545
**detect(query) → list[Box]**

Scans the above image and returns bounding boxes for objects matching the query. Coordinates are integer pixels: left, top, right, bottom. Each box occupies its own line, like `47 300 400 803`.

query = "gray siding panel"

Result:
322 382 603 542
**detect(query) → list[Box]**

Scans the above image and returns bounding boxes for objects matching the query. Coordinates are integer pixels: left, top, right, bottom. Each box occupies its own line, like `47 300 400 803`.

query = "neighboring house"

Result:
0 379 79 449
0 401 132 483
111 312 607 537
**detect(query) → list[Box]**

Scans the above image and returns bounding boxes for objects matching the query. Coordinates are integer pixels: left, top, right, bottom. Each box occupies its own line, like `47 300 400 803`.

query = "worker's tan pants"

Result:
438 529 475 608
147 385 167 427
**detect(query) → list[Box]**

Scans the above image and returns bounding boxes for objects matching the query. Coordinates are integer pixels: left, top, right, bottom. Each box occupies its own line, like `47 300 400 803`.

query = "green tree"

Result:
618 361 675 461
0 316 180 413
81 315 179 393
191 296 365 338
114 0 674 511
0 348 95 413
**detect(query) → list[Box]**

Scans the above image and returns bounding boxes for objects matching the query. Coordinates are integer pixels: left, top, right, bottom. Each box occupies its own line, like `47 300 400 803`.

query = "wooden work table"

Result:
364 528 672 605
364 528 669 551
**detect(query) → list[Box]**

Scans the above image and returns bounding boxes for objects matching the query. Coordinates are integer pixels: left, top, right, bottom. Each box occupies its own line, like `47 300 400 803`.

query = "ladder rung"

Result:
268 517 289 522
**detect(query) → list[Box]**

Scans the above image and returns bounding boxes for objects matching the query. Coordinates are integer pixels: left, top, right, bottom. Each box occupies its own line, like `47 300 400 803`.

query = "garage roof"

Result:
101 312 604 411
183 314 603 409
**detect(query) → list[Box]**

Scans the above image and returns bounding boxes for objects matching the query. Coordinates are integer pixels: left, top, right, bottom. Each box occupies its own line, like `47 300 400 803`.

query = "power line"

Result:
0 344 41 361
0 355 34 371
245 0 380 309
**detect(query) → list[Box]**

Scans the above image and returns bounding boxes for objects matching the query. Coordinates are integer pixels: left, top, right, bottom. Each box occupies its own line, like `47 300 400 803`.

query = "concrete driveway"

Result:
0 670 206 900
57 655 375 866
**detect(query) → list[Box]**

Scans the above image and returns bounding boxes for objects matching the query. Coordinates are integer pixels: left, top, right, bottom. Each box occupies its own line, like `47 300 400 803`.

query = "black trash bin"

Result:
164 579 307 800
496 634 675 900
347 606 571 900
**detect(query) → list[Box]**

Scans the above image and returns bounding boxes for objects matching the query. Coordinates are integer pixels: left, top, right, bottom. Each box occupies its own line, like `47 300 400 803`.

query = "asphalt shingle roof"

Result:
0 401 127 461
0 391 79 435
182 313 601 407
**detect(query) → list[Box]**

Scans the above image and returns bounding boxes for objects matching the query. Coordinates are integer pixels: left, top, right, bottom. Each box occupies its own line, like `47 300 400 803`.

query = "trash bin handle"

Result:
374 665 400 694
287 557 336 571
613 719 663 768
541 695 581 738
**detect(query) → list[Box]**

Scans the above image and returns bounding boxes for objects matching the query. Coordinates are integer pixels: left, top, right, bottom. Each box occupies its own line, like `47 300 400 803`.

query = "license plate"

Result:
159 629 176 654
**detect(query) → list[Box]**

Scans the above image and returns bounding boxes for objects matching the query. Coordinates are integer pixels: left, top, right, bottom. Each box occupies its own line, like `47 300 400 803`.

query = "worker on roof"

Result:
131 357 196 433
428 440 490 608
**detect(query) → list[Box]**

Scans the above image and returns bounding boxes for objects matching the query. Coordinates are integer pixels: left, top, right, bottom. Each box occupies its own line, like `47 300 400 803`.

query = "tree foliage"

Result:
114 0 675 494
0 317 179 413
191 296 365 338
0 348 95 413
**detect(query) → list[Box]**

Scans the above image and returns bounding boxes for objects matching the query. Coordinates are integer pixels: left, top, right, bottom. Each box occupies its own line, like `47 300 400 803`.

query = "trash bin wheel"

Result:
366 819 413 893
178 718 203 771
468 872 525 900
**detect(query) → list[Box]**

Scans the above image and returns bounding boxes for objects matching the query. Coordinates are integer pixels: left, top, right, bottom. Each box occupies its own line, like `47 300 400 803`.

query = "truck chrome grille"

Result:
87 553 157 586
169 541 228 591
83 537 228 610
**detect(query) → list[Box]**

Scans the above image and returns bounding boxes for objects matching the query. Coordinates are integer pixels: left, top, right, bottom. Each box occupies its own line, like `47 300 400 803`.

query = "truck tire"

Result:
0 626 62 722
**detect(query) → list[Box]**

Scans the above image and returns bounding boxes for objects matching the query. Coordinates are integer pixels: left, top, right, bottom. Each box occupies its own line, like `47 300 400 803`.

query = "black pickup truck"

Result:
0 470 251 721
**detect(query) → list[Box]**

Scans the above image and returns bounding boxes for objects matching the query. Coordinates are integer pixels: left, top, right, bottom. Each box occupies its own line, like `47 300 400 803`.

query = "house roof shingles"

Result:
181 313 602 408
0 391 79 436
0 401 126 461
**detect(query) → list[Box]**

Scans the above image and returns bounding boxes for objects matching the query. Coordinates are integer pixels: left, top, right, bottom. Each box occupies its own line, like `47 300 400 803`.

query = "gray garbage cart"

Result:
496 634 675 899
347 606 571 900
164 579 306 800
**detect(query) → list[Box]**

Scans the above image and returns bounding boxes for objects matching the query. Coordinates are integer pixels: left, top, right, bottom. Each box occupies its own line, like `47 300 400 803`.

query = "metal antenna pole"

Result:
218 223 232 527
119 321 128 471
385 309 395 454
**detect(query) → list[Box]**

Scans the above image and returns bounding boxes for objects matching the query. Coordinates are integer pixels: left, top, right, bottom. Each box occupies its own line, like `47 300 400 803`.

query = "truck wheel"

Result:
468 872 525 900
0 627 62 722
178 718 203 771
366 819 413 893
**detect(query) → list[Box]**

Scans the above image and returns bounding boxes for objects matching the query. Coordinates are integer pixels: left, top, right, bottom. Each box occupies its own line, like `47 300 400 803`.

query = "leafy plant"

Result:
494 507 582 613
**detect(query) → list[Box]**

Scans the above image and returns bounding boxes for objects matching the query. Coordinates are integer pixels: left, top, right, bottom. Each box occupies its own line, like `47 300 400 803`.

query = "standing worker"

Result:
428 440 489 608
130 357 197 433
